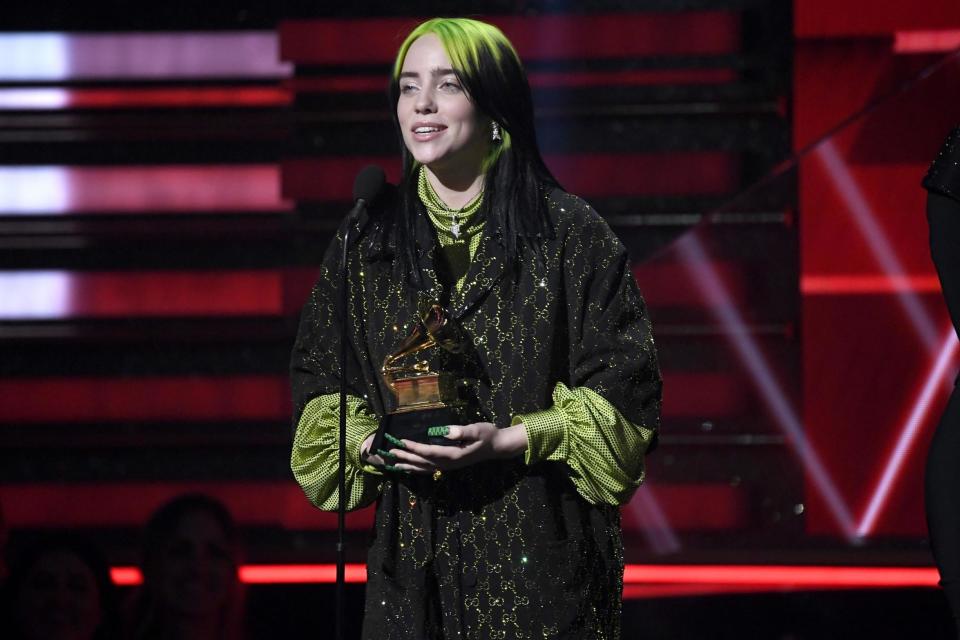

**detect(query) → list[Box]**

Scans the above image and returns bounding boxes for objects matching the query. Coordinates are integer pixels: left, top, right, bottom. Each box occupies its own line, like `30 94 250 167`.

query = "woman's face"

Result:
396 34 489 177
158 510 235 618
16 550 102 640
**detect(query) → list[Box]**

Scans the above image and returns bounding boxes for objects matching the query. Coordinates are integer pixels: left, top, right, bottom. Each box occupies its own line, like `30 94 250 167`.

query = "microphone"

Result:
352 164 386 211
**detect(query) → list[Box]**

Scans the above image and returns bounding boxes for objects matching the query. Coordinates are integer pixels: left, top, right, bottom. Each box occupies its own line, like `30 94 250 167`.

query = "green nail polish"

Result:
427 425 450 437
376 448 396 460
384 465 410 476
384 433 406 449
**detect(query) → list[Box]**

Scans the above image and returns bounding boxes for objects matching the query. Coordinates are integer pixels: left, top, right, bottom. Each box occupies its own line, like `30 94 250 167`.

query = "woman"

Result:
291 17 661 639
124 494 244 640
923 126 960 639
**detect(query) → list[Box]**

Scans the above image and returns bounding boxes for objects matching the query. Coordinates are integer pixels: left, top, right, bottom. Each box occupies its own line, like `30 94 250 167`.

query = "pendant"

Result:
451 214 461 238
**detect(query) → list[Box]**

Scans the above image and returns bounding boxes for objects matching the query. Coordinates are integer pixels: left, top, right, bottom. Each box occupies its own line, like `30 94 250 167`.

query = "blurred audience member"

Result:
125 494 244 640
923 125 960 639
2 534 119 640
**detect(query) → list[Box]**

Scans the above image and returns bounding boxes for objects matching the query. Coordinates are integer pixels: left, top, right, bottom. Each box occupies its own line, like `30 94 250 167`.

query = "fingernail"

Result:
377 448 397 460
427 425 450 437
385 464 401 473
384 433 407 449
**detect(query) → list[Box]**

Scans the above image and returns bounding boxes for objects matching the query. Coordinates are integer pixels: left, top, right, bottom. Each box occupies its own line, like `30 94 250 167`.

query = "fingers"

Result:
383 433 407 449
377 447 436 470
376 422 497 473
444 424 468 441
403 438 461 461
364 452 385 467
403 438 484 468
385 463 430 475
427 422 490 442
370 449 430 475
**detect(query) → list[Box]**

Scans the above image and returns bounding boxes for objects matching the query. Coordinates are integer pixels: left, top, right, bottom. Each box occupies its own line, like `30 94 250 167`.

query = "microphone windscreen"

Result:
353 165 386 203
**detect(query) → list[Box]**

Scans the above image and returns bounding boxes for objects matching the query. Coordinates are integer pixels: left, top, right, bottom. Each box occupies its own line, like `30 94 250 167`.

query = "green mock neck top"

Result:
417 166 485 292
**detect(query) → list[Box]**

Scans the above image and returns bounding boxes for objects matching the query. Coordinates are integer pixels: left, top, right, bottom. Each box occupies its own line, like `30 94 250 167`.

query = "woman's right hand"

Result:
360 432 438 475
360 433 385 468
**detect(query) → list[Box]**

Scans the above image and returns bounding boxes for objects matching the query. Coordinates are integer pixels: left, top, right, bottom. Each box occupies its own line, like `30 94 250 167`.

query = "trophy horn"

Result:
382 304 465 376
420 304 466 354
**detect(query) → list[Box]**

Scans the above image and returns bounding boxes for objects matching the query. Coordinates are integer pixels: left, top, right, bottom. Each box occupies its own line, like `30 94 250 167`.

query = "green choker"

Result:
417 167 483 239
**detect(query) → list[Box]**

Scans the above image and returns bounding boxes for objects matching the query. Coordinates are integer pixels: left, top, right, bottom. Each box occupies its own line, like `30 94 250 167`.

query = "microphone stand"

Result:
337 196 367 640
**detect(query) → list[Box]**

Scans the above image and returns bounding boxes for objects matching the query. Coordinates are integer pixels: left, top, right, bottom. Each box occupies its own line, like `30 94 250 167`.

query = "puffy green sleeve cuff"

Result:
291 393 383 512
512 382 656 506
512 403 567 465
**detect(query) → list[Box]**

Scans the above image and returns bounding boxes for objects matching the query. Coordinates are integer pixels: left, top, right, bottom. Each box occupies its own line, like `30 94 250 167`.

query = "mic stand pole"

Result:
337 199 364 640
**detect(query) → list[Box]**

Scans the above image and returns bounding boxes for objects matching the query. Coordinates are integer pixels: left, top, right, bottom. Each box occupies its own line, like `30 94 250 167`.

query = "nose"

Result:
415 86 436 114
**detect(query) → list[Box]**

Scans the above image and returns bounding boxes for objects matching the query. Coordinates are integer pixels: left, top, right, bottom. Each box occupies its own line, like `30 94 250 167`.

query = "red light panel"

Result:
110 564 939 588
290 68 736 94
0 86 292 110
0 32 290 82
0 165 290 214
0 483 375 530
280 13 740 65
894 30 960 52
283 153 740 202
0 270 285 320
0 377 291 423
801 275 942 295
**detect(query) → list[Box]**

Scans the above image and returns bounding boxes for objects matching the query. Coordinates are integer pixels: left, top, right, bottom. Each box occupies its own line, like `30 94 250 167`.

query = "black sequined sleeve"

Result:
290 222 370 425
562 202 662 430
516 197 663 505
289 222 384 511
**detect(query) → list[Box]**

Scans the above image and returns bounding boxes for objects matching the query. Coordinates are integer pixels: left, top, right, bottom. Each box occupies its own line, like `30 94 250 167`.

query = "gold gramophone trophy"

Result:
373 304 470 449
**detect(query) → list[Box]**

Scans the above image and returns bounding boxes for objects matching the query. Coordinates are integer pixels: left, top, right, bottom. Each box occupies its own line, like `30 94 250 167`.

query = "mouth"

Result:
411 124 446 140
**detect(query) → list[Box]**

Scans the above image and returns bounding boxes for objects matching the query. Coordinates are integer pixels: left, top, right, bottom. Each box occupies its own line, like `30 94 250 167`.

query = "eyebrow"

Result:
398 67 458 79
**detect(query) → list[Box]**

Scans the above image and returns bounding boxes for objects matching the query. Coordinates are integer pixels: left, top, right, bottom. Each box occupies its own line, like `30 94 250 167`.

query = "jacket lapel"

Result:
451 227 509 321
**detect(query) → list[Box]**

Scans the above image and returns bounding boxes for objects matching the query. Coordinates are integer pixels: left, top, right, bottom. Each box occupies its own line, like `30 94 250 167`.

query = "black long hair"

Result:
384 18 559 285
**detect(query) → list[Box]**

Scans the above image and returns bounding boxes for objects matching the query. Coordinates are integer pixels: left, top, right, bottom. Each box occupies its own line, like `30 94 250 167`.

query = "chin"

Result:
410 151 447 168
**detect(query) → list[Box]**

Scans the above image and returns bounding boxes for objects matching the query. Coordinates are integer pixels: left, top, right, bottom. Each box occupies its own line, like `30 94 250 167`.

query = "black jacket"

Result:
291 189 661 639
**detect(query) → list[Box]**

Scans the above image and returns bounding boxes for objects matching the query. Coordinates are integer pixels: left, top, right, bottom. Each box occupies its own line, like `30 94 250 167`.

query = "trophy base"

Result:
372 405 467 451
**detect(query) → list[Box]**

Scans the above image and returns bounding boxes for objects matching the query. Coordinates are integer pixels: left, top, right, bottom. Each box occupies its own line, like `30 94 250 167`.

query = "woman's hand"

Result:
380 422 528 475
359 431 450 474
360 433 386 467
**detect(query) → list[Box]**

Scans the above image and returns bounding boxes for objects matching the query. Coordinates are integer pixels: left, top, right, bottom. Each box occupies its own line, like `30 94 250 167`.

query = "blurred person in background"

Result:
124 494 244 640
923 125 960 639
1 534 119 640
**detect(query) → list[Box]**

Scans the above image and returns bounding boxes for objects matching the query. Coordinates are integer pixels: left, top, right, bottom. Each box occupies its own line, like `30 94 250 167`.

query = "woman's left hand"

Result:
385 422 527 475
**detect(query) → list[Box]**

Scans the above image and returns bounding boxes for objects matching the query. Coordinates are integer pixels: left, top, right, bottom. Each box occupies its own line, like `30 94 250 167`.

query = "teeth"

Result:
414 126 440 134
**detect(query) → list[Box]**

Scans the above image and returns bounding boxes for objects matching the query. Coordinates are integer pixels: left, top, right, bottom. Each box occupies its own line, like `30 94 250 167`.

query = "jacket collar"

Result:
408 208 509 322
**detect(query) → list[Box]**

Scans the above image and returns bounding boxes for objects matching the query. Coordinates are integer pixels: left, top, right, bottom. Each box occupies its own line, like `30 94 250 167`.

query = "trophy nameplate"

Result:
372 304 472 450
391 373 456 413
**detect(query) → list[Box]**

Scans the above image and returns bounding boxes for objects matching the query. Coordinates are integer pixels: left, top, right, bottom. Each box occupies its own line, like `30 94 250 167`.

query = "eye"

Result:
439 80 462 92
399 82 418 95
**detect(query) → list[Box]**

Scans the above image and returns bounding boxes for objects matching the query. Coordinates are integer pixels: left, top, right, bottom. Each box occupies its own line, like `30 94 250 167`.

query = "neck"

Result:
424 165 484 210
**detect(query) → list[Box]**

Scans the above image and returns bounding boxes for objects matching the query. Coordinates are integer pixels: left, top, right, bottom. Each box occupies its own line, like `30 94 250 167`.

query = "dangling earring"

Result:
491 121 502 143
